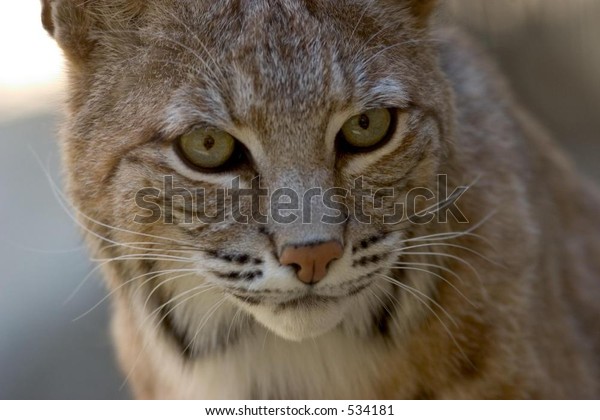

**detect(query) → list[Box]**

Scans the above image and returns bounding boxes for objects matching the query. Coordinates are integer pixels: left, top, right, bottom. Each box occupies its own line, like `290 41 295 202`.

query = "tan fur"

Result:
43 0 600 399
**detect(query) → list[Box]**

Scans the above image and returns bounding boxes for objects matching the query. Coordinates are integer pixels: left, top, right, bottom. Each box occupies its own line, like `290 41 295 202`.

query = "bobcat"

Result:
42 0 600 398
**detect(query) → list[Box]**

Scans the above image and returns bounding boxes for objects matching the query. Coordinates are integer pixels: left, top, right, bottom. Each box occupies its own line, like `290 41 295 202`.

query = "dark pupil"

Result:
358 114 370 130
203 136 216 150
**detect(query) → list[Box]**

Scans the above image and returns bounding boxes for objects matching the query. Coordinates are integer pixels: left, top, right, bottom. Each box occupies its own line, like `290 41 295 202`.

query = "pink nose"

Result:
279 241 343 284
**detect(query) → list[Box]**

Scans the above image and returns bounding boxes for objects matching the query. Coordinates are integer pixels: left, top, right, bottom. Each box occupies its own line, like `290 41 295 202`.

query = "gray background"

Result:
1 1 599 399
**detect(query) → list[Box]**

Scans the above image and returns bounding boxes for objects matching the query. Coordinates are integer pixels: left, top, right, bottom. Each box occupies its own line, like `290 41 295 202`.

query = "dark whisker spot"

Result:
352 233 386 253
208 251 263 266
352 254 382 267
214 270 263 281
234 254 249 264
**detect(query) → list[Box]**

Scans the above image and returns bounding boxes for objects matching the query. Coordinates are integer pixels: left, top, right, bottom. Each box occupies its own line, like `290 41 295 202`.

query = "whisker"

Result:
393 242 503 268
371 283 403 331
368 286 397 326
144 284 217 330
72 268 197 321
99 241 200 254
397 251 483 283
390 260 464 283
142 272 199 313
377 274 458 327
183 297 229 356
377 274 472 367
260 324 271 354
398 211 498 248
65 259 112 305
35 153 202 251
120 284 218 391
387 264 478 308
66 253 192 305
92 253 192 263
226 306 244 348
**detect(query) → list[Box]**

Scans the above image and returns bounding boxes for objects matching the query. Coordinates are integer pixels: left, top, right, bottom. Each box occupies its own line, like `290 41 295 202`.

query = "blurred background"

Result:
0 1 599 399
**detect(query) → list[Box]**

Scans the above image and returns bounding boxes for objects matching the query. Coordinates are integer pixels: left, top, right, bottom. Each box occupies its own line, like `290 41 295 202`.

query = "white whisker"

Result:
99 241 199 255
394 242 503 268
73 268 196 322
377 273 458 327
92 253 192 263
120 284 218 391
183 297 228 356
398 251 482 283
399 211 497 248
142 272 198 313
377 274 471 365
388 264 478 308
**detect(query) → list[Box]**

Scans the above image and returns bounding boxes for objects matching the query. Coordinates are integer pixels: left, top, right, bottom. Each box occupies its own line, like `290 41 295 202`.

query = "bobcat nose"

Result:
279 241 343 284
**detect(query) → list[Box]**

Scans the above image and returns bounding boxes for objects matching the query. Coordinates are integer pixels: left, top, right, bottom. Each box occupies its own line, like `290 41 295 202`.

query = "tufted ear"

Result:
40 0 146 64
41 0 102 63
41 0 55 36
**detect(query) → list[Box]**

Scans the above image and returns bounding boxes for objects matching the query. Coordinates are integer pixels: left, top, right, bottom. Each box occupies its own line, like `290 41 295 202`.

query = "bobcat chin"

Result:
43 0 600 399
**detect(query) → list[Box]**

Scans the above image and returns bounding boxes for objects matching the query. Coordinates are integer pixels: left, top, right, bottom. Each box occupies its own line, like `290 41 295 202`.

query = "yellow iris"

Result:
341 108 392 148
179 127 236 169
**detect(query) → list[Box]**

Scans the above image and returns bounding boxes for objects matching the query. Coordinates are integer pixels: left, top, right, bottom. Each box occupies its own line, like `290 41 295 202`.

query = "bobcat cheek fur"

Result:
43 0 600 399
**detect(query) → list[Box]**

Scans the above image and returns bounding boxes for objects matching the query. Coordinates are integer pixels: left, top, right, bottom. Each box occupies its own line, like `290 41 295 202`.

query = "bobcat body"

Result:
42 0 600 398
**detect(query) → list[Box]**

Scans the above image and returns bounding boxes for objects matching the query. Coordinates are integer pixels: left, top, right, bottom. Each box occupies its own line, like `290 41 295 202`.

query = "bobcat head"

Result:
43 0 458 344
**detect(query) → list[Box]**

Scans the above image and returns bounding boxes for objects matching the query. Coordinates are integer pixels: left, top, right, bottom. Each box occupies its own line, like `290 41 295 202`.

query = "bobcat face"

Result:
45 0 449 342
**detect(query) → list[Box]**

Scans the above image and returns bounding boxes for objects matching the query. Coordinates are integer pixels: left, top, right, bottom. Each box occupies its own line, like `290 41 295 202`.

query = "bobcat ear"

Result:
41 0 146 65
40 0 98 63
41 0 55 36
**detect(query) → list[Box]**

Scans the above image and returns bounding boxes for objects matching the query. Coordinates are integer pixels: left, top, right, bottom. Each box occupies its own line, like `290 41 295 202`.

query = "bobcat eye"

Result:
178 127 236 170
339 108 393 150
